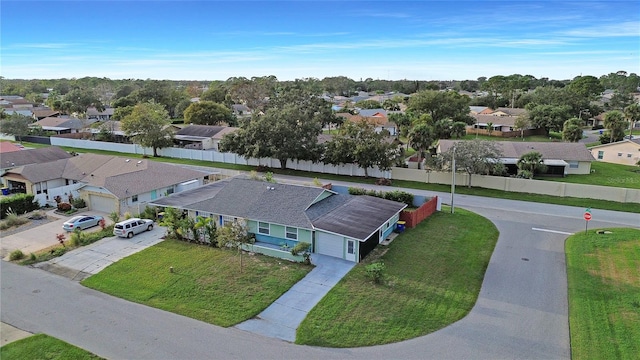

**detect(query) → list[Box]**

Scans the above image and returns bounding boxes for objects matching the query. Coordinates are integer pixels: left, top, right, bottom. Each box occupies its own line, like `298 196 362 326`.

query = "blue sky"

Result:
1 1 639 81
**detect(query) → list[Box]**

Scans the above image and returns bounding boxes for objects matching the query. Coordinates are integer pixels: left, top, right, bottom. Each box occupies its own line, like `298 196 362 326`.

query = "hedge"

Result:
0 193 39 220
348 187 414 207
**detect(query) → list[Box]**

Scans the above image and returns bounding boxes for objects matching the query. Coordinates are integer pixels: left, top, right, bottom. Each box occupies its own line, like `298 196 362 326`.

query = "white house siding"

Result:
565 161 592 175
89 193 118 214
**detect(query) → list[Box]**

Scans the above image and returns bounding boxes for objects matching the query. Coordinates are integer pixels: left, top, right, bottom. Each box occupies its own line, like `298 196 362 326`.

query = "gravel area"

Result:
0 215 57 238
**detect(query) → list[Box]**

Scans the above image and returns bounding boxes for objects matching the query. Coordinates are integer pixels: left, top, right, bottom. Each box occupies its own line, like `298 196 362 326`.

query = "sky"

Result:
1 0 639 81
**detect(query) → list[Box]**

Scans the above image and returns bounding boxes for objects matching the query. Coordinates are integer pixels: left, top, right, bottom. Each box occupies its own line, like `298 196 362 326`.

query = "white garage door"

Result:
315 232 344 259
89 194 117 214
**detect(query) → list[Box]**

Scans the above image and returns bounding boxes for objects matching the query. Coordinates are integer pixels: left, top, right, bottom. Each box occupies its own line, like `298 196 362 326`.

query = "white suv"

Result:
113 218 154 238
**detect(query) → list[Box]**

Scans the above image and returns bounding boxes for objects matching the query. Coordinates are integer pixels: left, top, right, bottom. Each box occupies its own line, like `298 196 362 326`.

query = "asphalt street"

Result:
1 180 638 359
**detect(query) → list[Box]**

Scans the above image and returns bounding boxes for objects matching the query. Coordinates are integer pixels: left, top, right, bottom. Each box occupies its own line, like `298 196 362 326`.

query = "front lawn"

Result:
0 334 103 360
565 228 640 360
542 161 640 189
296 207 499 347
82 240 312 327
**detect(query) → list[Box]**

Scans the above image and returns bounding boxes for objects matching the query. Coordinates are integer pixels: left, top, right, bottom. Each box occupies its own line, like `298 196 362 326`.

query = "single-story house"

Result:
174 125 239 150
467 114 543 138
32 108 61 120
0 141 23 154
31 117 98 134
337 111 398 136
437 140 595 175
588 138 640 166
1 152 208 213
86 107 114 121
0 146 72 173
150 177 407 263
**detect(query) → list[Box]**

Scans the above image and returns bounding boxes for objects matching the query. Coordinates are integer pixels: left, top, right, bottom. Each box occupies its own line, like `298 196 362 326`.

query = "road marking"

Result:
532 228 574 235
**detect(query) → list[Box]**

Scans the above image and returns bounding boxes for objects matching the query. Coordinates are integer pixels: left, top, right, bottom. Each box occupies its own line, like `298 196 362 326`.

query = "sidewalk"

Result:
235 254 355 342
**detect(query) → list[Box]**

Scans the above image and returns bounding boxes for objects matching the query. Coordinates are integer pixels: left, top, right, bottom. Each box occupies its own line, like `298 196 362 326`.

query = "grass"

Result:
15 141 640 213
82 239 312 327
0 333 103 360
542 161 640 189
461 131 563 142
565 228 640 360
296 207 499 347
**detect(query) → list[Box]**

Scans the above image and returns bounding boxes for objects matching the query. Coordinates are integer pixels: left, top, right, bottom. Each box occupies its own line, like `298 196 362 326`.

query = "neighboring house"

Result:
469 106 493 115
32 108 60 120
89 120 130 143
86 107 114 121
150 177 407 263
1 153 207 213
589 139 640 166
232 104 252 117
174 125 239 150
0 141 23 154
31 116 98 134
492 107 528 117
337 111 398 136
437 140 595 175
0 146 73 191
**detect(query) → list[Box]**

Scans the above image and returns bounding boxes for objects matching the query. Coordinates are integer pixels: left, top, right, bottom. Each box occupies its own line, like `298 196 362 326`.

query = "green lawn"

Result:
542 161 640 189
82 240 312 327
565 228 640 360
296 207 499 347
0 334 103 360
461 131 563 142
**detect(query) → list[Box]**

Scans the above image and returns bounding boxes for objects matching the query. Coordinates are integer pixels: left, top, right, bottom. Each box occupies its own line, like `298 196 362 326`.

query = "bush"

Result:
365 261 386 284
9 249 24 261
57 202 72 211
291 242 311 256
140 206 158 220
71 198 86 208
375 178 392 186
0 213 29 230
348 187 414 207
0 193 39 220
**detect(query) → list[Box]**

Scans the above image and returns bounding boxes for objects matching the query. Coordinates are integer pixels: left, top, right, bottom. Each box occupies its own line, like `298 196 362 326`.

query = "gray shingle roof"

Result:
1 146 72 170
176 125 227 138
311 195 406 240
438 140 595 162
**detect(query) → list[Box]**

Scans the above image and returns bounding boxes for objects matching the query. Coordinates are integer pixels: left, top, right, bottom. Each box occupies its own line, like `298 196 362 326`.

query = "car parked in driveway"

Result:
113 218 154 238
62 215 104 232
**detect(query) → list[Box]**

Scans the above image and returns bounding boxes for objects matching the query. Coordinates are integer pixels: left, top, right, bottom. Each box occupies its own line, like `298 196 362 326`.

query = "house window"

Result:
597 151 604 159
222 216 235 226
285 227 298 240
618 153 623 157
568 161 579 169
258 222 270 235
132 195 138 203
166 187 174 195
628 154 632 158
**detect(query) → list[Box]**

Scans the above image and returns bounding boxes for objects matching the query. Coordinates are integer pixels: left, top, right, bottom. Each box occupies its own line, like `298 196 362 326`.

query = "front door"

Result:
151 190 157 200
346 240 356 262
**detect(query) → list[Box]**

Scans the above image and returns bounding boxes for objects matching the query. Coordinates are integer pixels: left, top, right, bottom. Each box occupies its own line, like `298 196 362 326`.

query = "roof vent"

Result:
125 159 130 162
137 160 142 164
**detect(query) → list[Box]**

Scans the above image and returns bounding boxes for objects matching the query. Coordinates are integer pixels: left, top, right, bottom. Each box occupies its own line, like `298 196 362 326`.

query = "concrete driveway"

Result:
235 254 355 342
34 224 165 281
0 210 110 260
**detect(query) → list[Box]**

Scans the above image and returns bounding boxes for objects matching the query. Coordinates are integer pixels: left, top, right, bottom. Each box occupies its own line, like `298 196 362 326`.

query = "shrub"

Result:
71 198 86 208
9 249 24 261
291 242 311 256
0 193 39 220
256 165 270 172
57 202 72 211
365 261 386 284
51 247 67 257
375 178 392 186
0 213 29 230
123 211 132 220
140 206 158 220
348 187 414 207
109 211 120 224
29 253 36 261
69 228 87 246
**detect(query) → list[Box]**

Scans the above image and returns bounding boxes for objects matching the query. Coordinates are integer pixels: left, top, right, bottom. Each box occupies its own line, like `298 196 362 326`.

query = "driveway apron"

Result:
235 253 355 342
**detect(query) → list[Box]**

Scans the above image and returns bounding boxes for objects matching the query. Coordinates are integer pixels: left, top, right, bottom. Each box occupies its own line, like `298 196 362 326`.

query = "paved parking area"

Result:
34 225 165 281
0 210 109 260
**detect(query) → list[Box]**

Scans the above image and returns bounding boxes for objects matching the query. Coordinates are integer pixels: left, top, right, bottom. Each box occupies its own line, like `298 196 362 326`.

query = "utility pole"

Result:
451 144 456 214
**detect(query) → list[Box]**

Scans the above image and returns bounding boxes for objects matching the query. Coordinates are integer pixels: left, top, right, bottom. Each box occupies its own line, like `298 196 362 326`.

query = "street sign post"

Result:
584 209 592 233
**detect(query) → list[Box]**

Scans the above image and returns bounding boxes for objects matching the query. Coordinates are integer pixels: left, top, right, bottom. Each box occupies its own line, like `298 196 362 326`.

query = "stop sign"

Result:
584 212 592 221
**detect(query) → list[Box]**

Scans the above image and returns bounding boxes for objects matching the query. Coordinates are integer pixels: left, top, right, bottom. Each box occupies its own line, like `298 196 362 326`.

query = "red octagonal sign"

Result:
584 212 592 221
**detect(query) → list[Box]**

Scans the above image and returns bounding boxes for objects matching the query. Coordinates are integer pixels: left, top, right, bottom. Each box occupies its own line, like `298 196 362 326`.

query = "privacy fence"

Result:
47 138 640 204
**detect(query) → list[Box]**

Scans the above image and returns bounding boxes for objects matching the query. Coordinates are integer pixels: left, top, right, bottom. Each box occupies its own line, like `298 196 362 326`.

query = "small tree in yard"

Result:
217 219 253 272
365 261 386 284
194 216 218 246
435 140 504 187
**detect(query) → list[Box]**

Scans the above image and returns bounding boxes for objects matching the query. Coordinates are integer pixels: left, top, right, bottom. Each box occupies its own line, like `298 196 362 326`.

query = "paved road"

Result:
1 186 638 359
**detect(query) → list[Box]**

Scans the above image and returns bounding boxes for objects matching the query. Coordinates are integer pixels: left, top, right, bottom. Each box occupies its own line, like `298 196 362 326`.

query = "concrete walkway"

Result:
235 253 355 342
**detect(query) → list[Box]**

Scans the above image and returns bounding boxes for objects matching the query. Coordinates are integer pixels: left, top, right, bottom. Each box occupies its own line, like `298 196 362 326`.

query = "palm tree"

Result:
408 123 434 169
486 122 494 137
603 110 626 143
624 103 640 138
562 118 583 142
517 151 547 179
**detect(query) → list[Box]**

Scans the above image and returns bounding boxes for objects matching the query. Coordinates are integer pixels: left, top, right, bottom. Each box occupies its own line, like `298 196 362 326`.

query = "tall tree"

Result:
513 114 530 140
525 104 572 135
407 90 473 124
436 140 504 187
183 101 236 126
603 110 627 143
324 120 399 177
451 121 467 139
517 151 547 179
562 118 584 142
408 122 435 169
0 113 32 141
121 102 174 157
567 75 604 101
220 104 323 170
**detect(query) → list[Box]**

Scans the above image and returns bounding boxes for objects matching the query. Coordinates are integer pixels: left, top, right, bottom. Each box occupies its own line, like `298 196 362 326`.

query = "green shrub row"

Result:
348 187 414 206
0 193 39 220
